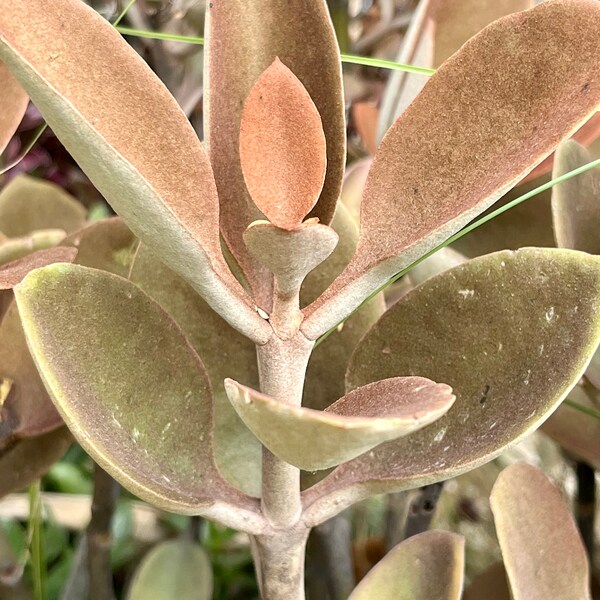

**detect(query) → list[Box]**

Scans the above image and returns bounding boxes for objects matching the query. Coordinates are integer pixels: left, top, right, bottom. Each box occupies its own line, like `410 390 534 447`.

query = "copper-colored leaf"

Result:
0 0 269 343
303 249 600 524
348 531 464 600
552 140 600 254
0 61 28 154
14 264 263 528
491 463 590 600
240 60 327 231
205 0 345 302
303 0 600 339
129 244 261 497
0 175 86 238
352 102 379 156
0 246 77 289
225 377 454 471
463 563 511 600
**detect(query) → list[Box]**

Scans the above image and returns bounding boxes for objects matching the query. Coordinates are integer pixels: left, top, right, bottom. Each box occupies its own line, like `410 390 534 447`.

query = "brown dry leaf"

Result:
0 246 77 289
0 61 28 155
0 0 269 343
552 140 600 254
348 531 464 600
240 59 327 231
303 0 600 339
205 0 345 304
491 463 590 600
303 249 600 524
225 377 454 471
14 264 262 523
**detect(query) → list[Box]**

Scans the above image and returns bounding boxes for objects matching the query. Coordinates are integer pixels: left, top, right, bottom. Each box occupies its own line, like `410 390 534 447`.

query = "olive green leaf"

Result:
0 175 86 238
127 540 212 600
348 531 464 600
303 249 600 524
0 247 77 289
303 0 600 339
205 0 345 303
239 59 327 231
225 377 454 471
0 301 61 445
0 427 72 498
552 140 600 254
463 563 510 600
0 0 270 344
129 243 261 497
0 61 28 155
491 463 590 600
14 264 262 526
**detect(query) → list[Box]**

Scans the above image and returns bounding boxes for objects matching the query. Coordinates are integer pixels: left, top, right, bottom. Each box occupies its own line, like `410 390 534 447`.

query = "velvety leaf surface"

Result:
127 540 212 600
129 244 261 497
301 203 385 411
240 60 326 231
0 175 85 237
14 264 258 516
0 61 28 154
303 249 600 523
205 0 345 303
0 247 77 289
0 427 71 498
63 217 138 278
542 383 600 470
552 141 600 254
491 463 590 600
348 531 464 600
0 302 61 444
0 230 66 266
463 563 511 600
303 0 600 339
225 377 454 471
0 0 269 343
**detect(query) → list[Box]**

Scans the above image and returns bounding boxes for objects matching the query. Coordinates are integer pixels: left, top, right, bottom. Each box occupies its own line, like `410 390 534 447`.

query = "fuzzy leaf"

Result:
225 377 454 471
14 264 260 519
348 531 464 600
0 0 269 343
0 61 28 154
0 427 71 498
303 249 600 524
127 540 212 600
463 563 510 600
0 247 77 289
129 244 261 497
491 463 590 600
552 141 600 254
0 230 66 267
0 302 61 444
205 0 345 303
0 175 85 237
303 0 600 339
240 60 327 231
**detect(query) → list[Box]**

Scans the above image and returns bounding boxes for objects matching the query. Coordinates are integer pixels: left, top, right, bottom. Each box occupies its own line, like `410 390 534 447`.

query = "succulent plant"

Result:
1 0 600 597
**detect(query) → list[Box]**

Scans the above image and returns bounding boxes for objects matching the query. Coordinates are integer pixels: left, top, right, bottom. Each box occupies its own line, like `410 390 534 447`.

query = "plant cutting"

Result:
1 0 600 597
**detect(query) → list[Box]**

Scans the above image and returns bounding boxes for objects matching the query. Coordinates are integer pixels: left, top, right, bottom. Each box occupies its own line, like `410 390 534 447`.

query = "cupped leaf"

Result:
348 531 464 600
0 247 77 289
491 463 590 600
542 383 600 470
0 61 28 155
240 60 327 231
0 302 61 444
0 175 86 237
225 377 454 471
0 0 270 344
303 0 600 339
129 243 261 497
0 427 71 498
127 540 213 600
552 140 600 254
463 563 511 600
14 264 261 522
0 229 66 266
205 0 345 303
303 249 600 524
